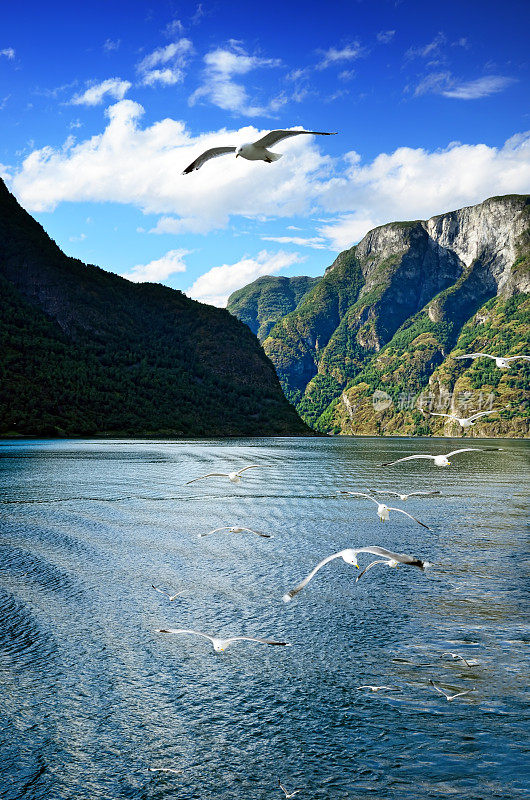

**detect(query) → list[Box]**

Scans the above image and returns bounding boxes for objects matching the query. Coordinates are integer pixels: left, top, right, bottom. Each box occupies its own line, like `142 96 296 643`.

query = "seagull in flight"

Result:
380 448 484 467
421 407 499 428
283 546 428 602
278 778 304 798
155 628 290 652
147 767 183 775
356 685 400 692
198 526 270 538
338 491 430 528
430 680 475 701
186 465 263 485
183 129 337 173
455 352 530 369
368 489 440 501
442 652 479 667
152 585 185 601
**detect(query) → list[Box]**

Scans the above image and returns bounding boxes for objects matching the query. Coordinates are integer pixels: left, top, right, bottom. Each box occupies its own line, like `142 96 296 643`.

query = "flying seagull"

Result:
186 465 263 485
338 491 430 528
183 129 337 173
198 526 270 539
152 585 185 601
283 546 428 602
455 353 530 369
430 679 475 701
278 778 303 798
356 685 400 692
421 407 499 428
380 448 484 467
442 652 478 667
155 628 290 652
147 767 183 775
368 489 440 501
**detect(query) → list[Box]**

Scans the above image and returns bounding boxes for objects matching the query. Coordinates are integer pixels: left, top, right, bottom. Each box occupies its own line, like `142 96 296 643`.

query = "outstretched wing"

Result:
428 411 454 419
198 527 230 538
506 355 530 362
186 473 228 484
407 490 440 497
236 464 263 475
253 129 337 149
355 559 390 582
445 448 483 458
355 546 426 568
338 491 378 504
466 410 497 423
283 551 347 602
454 353 494 361
239 527 271 538
379 455 435 467
182 146 236 174
388 507 431 529
229 636 290 646
368 489 401 497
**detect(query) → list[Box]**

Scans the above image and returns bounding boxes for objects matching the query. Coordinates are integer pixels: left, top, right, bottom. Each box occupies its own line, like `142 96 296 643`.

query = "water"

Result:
0 437 528 800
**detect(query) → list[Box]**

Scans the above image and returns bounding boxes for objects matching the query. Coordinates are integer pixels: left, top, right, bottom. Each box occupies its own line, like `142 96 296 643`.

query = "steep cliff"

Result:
254 195 529 436
0 179 310 437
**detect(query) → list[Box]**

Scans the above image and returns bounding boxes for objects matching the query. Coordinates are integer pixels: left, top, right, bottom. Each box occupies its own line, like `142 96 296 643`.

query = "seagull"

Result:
147 767 182 775
455 353 530 369
368 489 440 501
338 491 430 528
430 679 475 701
421 407 499 428
278 778 303 798
356 685 400 692
183 129 337 173
155 628 290 652
185 465 263 485
442 652 478 667
152 585 185 601
380 448 484 467
198 526 270 539
283 546 428 602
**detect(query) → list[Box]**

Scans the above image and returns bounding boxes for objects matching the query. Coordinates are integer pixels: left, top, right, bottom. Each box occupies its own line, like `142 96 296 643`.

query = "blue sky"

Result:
1 0 529 305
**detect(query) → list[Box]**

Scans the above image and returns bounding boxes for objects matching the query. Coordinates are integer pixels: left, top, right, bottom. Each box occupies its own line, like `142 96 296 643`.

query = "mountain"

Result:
227 275 319 340
230 196 530 437
0 179 310 438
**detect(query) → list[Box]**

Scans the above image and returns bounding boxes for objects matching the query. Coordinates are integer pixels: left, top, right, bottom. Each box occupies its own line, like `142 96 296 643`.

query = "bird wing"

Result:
228 636 290 646
235 464 263 475
283 550 347 601
198 527 230 537
355 546 426 568
186 473 229 484
454 353 494 360
466 410 497 422
182 147 237 174
407 490 440 496
155 628 213 643
239 527 271 538
445 448 483 458
253 129 337 149
368 489 401 497
379 455 435 466
450 687 474 698
506 355 530 362
387 507 431 529
152 585 168 596
339 491 379 504
430 680 449 698
355 559 391 582
278 779 288 796
428 411 454 419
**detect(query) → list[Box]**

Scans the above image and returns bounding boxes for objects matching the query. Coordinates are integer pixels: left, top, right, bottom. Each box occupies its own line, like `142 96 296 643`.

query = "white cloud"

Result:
186 249 305 307
406 32 446 60
261 235 330 249
68 232 86 242
377 31 395 44
189 45 283 116
137 39 193 86
120 248 189 283
70 78 131 106
103 39 120 52
316 43 365 69
0 47 15 60
318 215 381 250
164 19 184 37
414 71 515 99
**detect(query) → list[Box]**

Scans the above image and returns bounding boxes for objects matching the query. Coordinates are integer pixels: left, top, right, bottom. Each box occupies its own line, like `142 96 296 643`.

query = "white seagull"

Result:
283 546 428 602
152 585 185 601
421 407 499 428
338 491 430 528
155 628 290 652
356 685 399 692
186 465 263 485
368 489 440 501
183 129 337 173
278 778 304 798
147 767 182 775
198 526 270 539
442 652 479 667
380 448 484 467
430 680 475 701
455 352 530 369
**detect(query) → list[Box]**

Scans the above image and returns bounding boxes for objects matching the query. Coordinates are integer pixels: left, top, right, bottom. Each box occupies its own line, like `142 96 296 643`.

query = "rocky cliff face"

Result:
0 179 310 438
231 195 529 437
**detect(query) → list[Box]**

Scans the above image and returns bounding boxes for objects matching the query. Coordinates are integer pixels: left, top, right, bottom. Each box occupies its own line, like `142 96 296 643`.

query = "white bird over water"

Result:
421 407 499 428
278 778 304 798
442 652 479 667
155 628 290 652
368 489 440 501
186 465 263 485
283 546 428 602
183 129 337 173
356 685 400 692
152 585 185 601
147 767 183 775
380 448 484 467
198 526 270 539
430 680 475 701
338 491 430 528
455 352 530 369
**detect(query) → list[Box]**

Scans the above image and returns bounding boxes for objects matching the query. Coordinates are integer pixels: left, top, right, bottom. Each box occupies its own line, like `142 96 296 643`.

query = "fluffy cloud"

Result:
317 215 380 251
137 39 193 86
261 235 330 250
414 71 515 99
316 43 365 69
189 44 283 116
70 78 131 106
0 47 15 59
120 248 189 283
186 249 305 306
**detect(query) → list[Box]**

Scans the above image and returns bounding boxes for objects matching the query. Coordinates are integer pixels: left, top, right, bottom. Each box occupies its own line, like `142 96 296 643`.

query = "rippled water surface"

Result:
1 437 529 800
